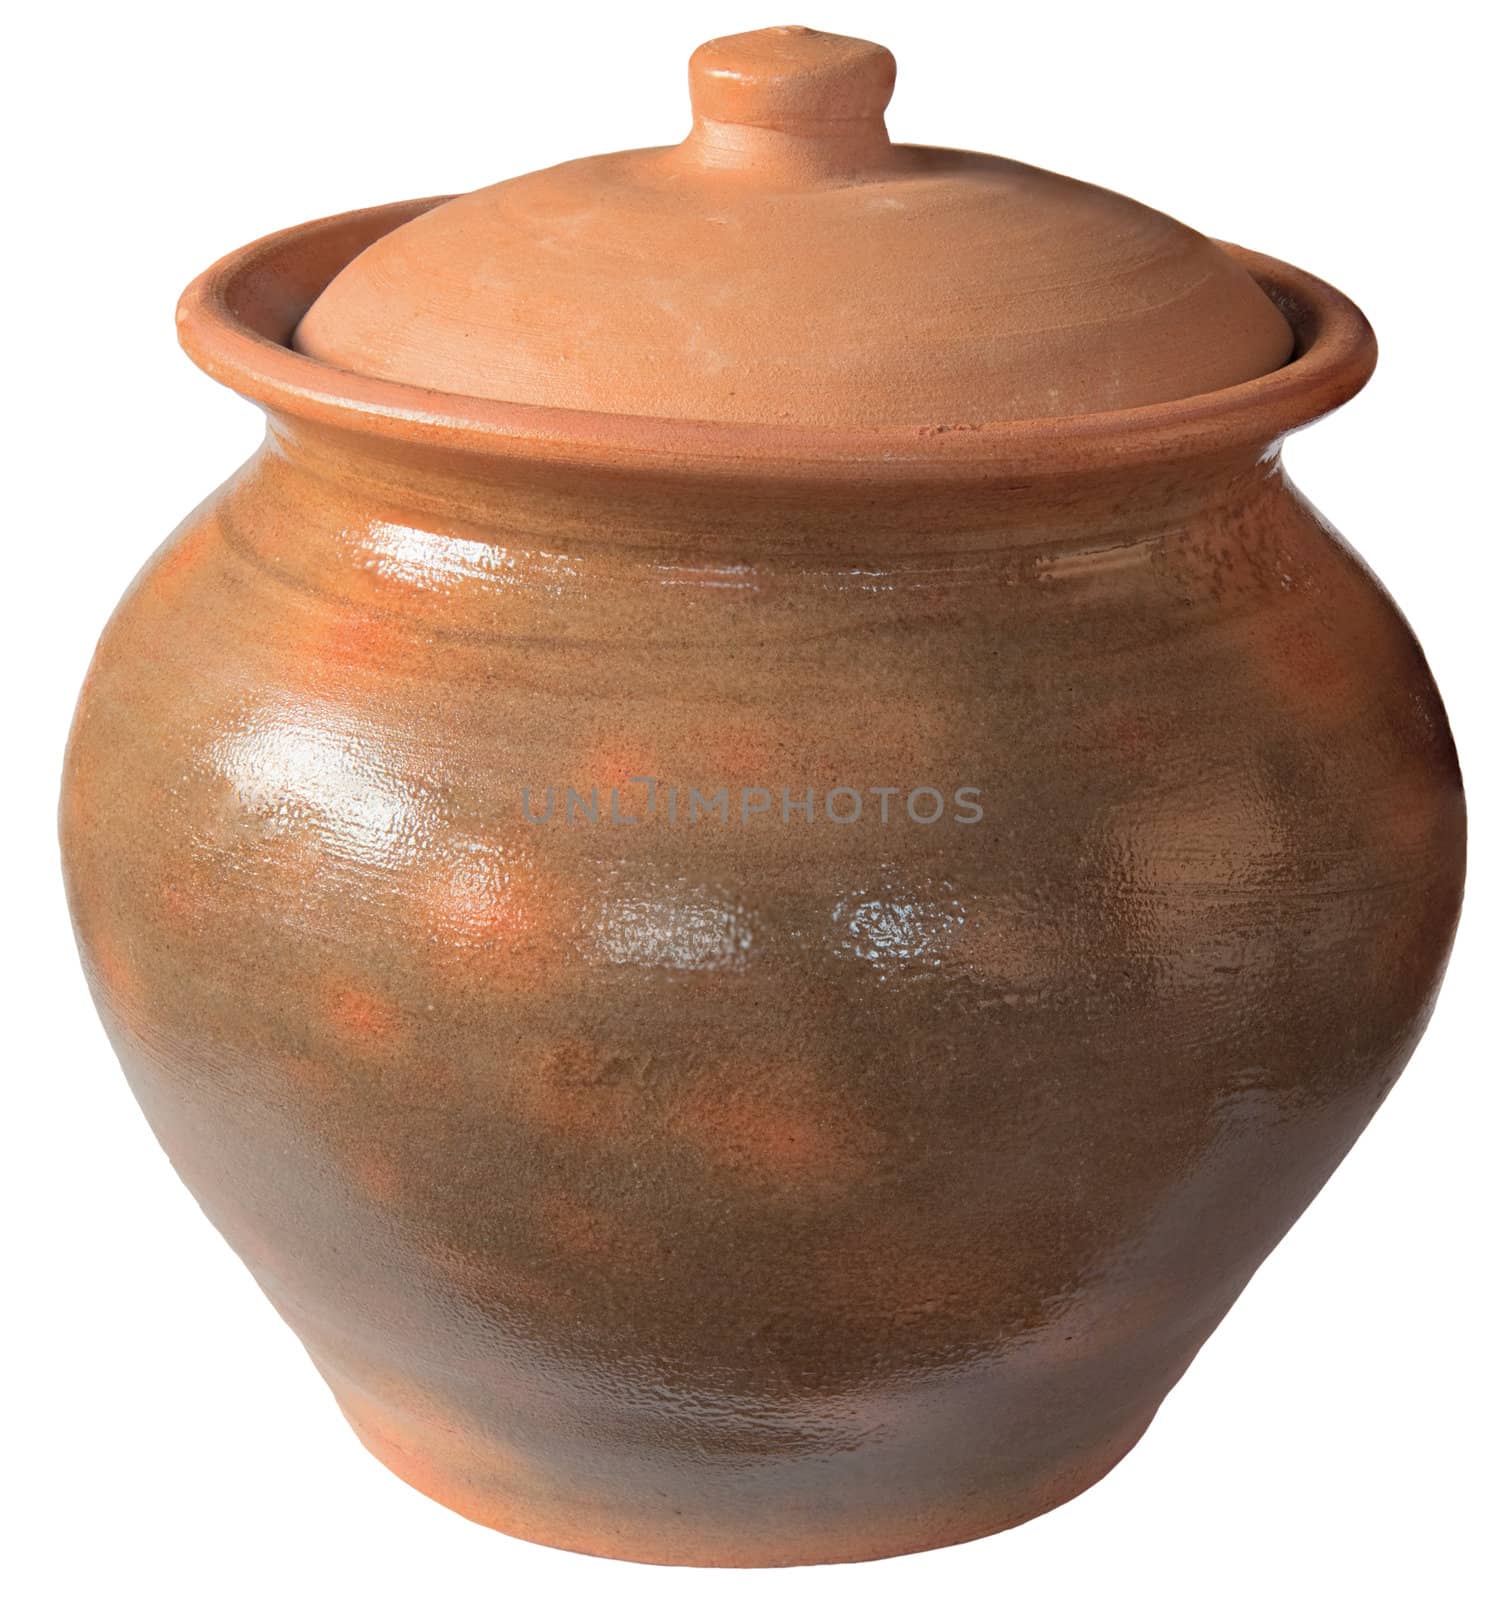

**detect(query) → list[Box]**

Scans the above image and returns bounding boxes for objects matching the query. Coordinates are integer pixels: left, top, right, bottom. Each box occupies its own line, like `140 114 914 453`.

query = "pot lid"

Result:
293 26 1294 428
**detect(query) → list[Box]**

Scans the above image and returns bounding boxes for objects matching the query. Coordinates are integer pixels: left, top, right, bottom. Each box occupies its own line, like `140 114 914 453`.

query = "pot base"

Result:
333 1385 1158 1567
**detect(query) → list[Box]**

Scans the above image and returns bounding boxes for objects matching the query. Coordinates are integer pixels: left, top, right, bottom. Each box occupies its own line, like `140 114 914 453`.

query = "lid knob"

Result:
682 26 898 178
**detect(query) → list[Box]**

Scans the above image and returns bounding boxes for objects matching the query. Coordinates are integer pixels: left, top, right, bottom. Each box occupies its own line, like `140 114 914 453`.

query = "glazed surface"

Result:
61 435 1463 1563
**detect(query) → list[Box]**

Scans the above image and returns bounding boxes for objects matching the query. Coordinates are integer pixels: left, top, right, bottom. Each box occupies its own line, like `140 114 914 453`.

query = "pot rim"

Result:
177 197 1377 484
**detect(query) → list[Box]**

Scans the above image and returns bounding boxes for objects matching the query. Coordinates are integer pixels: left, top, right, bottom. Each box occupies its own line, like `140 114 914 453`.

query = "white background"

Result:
5 1 1492 1594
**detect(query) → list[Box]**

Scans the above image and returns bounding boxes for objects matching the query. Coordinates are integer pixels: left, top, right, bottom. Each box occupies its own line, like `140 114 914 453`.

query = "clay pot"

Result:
61 26 1463 1568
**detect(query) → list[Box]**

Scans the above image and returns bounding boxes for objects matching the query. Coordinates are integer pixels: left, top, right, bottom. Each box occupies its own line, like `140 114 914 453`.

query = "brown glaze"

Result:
294 26 1292 426
61 27 1463 1570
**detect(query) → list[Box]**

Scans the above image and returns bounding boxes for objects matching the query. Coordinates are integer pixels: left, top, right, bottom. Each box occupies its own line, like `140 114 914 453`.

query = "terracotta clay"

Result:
62 26 1463 1568
294 26 1293 425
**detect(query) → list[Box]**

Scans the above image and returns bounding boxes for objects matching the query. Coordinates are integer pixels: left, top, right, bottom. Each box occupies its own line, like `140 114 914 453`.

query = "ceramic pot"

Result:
61 27 1464 1567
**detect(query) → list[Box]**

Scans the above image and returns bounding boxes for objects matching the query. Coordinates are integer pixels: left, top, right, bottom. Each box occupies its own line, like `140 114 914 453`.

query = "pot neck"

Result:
264 414 1284 559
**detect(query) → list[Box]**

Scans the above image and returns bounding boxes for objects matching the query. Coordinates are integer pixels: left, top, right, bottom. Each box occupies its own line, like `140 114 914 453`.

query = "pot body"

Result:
61 426 1463 1565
